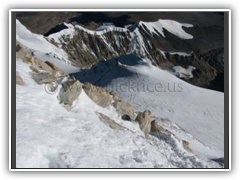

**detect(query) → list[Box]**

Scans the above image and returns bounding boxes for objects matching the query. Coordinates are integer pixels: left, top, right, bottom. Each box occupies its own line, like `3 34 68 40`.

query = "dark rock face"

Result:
46 20 224 92
50 28 131 69
121 114 131 121
16 12 77 35
44 23 68 37
17 12 225 92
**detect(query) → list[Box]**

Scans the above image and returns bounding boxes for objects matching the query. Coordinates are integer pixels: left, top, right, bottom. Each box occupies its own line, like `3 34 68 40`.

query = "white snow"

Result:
45 23 76 45
15 59 170 168
95 22 116 31
48 21 128 43
127 27 147 57
42 18 194 64
72 54 224 162
126 19 193 61
136 19 193 39
16 20 80 74
16 18 224 169
169 51 193 56
124 24 133 29
169 65 196 79
16 55 223 168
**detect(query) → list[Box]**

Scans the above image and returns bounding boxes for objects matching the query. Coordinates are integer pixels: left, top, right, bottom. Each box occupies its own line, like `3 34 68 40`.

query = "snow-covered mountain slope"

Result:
46 21 132 69
40 19 222 91
16 19 80 74
169 65 196 79
128 19 193 39
71 54 224 160
17 19 224 92
45 18 194 68
16 56 223 168
15 13 225 169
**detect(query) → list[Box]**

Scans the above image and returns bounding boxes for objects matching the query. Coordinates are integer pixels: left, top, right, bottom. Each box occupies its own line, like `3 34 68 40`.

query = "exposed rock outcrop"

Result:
95 112 123 130
109 91 119 101
16 41 79 111
83 82 112 108
16 41 70 78
161 118 170 126
113 100 135 121
151 119 195 155
45 61 70 77
95 112 134 133
31 72 57 85
16 72 25 86
60 80 82 106
16 41 34 64
44 19 224 92
151 120 172 135
182 140 193 154
29 66 39 73
49 28 131 69
135 110 152 137
32 58 55 74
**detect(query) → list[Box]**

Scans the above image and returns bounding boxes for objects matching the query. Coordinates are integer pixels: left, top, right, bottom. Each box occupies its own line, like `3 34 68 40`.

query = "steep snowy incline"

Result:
16 20 80 74
42 18 195 69
48 22 129 44
129 19 193 39
72 54 224 160
16 57 221 168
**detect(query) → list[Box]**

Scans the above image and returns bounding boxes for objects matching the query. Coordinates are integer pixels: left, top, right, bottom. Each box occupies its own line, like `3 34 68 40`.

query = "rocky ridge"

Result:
15 40 224 168
44 19 224 92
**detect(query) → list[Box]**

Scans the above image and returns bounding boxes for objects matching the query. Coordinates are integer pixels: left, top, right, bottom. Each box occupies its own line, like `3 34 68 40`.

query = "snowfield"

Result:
136 19 193 39
169 65 196 79
44 18 194 66
16 59 222 168
15 19 224 169
72 54 224 161
16 20 80 74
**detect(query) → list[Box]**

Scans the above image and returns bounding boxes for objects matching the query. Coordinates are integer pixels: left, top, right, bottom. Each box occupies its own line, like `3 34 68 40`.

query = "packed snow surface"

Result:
16 19 224 169
16 54 223 168
44 18 193 62
169 65 196 79
16 20 80 74
72 54 224 161
136 19 193 39
95 22 116 31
